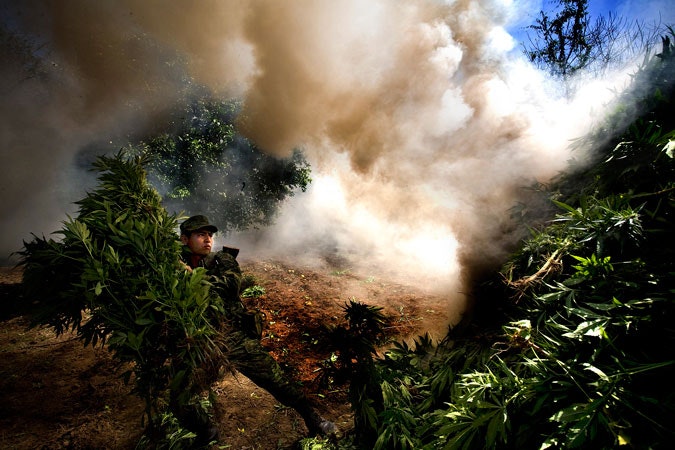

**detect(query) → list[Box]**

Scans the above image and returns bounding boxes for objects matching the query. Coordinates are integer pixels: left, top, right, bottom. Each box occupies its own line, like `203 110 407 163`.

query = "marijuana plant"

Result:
18 152 230 443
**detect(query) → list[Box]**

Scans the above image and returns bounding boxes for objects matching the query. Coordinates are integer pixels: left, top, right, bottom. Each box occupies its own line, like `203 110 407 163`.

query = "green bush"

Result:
18 152 230 444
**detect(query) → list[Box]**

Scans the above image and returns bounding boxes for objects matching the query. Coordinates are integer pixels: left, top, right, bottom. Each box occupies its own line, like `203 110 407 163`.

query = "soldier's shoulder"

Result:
217 246 239 259
209 247 240 269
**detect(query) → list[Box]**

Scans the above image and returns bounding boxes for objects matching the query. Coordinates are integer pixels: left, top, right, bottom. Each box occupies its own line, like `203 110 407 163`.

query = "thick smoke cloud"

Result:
0 0 647 329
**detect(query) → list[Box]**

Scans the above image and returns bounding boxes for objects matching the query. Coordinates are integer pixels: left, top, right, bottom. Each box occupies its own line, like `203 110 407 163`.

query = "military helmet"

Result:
180 215 218 235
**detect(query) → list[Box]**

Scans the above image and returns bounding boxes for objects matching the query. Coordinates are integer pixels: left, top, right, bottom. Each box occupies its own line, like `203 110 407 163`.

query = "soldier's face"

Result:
181 230 214 256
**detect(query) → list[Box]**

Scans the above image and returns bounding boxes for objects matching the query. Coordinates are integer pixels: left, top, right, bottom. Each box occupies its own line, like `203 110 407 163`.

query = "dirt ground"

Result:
0 260 452 449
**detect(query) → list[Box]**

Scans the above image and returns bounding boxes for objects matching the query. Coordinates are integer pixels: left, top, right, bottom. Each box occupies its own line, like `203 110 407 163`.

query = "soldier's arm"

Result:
208 252 242 300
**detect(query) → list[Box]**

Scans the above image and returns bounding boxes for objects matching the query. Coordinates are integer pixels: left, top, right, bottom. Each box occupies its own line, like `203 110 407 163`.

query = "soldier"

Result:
177 215 338 444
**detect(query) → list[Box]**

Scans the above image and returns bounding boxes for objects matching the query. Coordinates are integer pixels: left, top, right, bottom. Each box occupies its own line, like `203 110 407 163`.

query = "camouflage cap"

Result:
180 215 218 234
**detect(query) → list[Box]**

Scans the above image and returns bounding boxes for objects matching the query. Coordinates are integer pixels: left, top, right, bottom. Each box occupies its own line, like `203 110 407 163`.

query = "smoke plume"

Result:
0 0 650 329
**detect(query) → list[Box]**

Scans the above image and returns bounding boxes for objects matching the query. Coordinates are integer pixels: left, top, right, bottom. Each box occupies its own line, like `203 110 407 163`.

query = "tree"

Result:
523 0 665 82
131 97 312 234
525 0 593 78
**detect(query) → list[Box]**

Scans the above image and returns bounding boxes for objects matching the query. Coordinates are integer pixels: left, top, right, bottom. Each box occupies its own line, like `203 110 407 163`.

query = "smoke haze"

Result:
0 0 661 328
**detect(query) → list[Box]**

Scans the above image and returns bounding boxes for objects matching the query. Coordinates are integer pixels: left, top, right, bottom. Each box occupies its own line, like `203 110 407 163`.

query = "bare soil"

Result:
0 260 450 449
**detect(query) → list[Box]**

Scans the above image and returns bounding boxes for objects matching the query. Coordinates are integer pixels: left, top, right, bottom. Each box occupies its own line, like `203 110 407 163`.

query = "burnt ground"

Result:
0 260 453 449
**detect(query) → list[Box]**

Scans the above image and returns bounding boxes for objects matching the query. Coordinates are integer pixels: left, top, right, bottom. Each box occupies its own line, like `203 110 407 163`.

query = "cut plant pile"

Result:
0 259 449 449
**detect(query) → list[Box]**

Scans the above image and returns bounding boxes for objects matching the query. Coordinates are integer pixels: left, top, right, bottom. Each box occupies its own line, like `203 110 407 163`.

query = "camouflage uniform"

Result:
178 218 332 440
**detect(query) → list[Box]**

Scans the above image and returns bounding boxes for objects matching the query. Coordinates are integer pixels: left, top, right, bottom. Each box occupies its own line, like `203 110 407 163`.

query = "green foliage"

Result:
569 253 613 279
299 435 359 450
129 97 312 233
318 300 389 447
17 152 230 443
135 410 198 449
241 285 266 298
525 0 594 78
523 1 668 83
